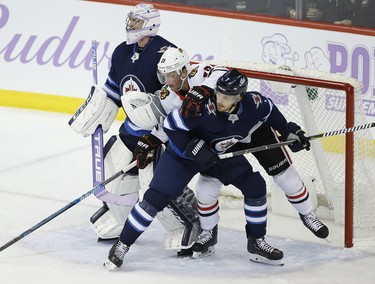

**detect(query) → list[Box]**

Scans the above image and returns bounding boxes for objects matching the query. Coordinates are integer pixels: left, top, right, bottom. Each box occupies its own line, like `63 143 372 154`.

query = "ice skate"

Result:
300 212 329 239
103 239 130 271
191 225 218 258
177 247 193 257
247 237 284 266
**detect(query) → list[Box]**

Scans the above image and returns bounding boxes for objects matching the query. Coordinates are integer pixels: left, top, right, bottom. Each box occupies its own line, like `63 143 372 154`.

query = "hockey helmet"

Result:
125 4 161 45
216 69 248 96
121 91 166 130
157 47 190 84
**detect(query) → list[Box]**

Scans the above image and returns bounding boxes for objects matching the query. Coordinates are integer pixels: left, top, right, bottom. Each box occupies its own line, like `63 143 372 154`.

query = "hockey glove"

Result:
184 139 219 170
180 86 214 118
134 134 163 169
282 122 311 152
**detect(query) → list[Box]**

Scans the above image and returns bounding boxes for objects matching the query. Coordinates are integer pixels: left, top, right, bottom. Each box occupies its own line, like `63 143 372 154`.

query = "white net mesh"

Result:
208 61 375 245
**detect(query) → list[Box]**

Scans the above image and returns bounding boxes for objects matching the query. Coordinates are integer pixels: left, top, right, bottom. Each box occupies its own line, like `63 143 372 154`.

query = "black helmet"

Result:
216 69 248 96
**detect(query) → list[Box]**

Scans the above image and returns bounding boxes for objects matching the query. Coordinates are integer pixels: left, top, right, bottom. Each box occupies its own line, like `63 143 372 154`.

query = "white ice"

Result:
1 107 375 284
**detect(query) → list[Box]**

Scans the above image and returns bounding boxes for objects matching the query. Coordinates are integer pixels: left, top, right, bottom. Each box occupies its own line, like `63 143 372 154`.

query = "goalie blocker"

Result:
69 85 119 137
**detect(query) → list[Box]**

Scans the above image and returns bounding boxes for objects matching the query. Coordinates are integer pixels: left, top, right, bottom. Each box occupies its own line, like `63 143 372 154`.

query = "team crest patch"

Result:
213 136 241 153
121 75 145 94
159 86 170 100
252 94 262 109
188 66 199 78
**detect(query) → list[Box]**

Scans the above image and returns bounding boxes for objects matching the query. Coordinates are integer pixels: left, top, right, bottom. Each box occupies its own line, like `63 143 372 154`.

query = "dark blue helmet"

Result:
216 69 248 96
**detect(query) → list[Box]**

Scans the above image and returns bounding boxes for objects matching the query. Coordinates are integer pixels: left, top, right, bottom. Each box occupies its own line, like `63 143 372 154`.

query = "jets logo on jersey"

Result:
212 136 241 153
159 86 170 100
252 94 262 109
205 99 216 116
121 75 146 95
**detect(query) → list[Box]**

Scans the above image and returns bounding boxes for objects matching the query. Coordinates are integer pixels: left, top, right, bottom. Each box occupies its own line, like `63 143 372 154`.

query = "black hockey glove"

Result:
134 134 163 169
180 86 214 118
184 139 219 170
282 122 311 152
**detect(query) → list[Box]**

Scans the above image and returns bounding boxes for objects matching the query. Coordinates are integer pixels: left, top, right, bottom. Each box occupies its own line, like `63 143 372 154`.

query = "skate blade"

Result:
192 246 215 259
249 254 284 266
97 237 118 243
324 236 331 243
103 259 120 271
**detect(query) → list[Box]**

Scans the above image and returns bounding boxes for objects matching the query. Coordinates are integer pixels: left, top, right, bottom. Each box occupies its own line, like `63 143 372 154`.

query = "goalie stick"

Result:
90 40 106 197
219 122 375 159
0 161 138 253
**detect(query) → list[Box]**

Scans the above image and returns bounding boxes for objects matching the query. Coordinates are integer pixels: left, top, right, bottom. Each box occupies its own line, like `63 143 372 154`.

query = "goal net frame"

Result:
207 60 374 248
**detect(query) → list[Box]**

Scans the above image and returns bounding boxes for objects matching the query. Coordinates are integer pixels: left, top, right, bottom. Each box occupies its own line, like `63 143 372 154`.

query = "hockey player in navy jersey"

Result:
103 69 322 270
68 4 188 244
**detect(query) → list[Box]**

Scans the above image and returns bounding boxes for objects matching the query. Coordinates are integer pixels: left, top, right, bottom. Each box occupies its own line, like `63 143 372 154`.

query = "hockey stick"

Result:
88 41 138 205
219 122 375 159
0 161 138 253
90 40 105 191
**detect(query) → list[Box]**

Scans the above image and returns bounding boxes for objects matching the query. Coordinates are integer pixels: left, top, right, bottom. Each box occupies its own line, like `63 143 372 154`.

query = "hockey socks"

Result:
119 200 158 246
244 196 267 238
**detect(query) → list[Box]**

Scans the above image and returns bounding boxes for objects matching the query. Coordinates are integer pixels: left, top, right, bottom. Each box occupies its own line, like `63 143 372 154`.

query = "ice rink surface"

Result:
1 107 375 284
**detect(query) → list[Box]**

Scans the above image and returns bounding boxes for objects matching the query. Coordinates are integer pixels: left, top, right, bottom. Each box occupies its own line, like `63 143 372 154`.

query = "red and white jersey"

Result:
152 62 228 141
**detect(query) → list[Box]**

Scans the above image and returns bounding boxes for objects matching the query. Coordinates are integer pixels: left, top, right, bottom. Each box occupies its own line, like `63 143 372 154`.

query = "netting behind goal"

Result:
209 61 375 248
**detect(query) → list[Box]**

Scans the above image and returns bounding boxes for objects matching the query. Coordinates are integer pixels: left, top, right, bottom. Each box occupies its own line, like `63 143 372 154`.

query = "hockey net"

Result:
208 61 375 248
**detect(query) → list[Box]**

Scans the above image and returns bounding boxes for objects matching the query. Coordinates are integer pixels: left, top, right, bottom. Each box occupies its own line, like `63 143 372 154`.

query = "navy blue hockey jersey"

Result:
102 36 176 136
164 91 291 158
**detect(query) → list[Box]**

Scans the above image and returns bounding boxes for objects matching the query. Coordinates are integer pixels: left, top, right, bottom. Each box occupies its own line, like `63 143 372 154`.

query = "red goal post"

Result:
207 61 375 248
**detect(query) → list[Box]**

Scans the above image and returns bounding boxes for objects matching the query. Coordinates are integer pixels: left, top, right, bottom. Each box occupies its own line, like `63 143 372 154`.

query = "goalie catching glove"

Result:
184 139 219 170
180 85 214 118
134 134 163 169
282 122 311 152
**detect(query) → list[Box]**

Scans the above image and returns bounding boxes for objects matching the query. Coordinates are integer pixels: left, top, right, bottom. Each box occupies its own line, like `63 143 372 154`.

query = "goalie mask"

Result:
157 47 190 90
125 4 161 45
122 91 166 130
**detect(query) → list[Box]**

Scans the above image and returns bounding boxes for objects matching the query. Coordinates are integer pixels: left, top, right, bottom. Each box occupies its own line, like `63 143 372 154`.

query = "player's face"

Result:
216 91 240 112
126 15 144 31
163 71 183 91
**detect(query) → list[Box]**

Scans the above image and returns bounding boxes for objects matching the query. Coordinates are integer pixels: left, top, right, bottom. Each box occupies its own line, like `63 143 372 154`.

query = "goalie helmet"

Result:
157 47 190 84
216 69 248 96
125 4 161 45
121 91 166 130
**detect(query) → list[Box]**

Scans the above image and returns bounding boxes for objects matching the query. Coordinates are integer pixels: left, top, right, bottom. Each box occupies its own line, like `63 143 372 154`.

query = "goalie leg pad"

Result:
273 165 313 215
90 135 140 239
90 205 122 240
157 187 201 250
69 85 119 136
106 174 140 226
